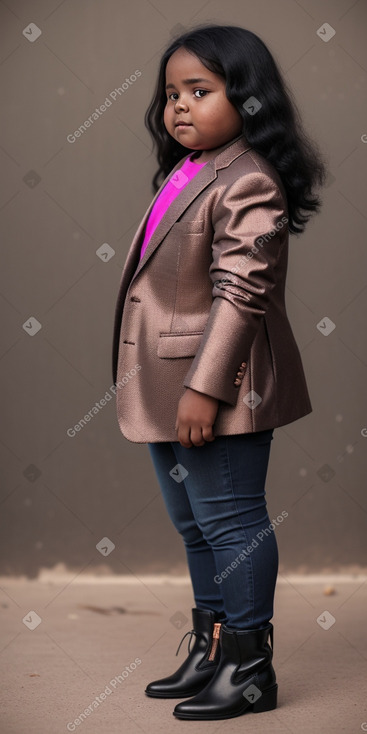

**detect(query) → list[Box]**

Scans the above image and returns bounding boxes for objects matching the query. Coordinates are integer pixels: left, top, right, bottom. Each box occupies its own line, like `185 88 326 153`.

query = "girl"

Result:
112 24 326 721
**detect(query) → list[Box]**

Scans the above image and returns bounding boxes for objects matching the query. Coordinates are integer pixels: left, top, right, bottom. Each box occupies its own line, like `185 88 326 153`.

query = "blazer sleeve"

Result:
182 170 288 406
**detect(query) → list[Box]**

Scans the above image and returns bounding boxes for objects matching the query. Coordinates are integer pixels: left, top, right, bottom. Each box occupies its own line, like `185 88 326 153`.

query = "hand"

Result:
175 388 219 448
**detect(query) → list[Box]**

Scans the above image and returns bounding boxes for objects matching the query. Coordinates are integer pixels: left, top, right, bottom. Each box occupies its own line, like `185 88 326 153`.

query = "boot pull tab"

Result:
208 622 221 661
175 629 197 657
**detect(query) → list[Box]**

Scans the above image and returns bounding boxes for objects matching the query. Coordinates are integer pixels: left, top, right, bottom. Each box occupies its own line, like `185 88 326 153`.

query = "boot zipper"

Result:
208 622 221 661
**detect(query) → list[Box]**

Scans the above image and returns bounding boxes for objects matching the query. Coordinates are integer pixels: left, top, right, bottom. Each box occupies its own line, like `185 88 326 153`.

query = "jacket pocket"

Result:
157 331 204 358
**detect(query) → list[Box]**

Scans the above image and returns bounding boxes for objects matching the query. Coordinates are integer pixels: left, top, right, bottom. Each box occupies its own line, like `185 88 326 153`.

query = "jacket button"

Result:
240 361 247 368
234 378 241 386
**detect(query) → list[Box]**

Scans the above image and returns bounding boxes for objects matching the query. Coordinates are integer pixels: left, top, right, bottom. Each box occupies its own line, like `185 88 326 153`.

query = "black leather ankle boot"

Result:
145 607 222 698
173 622 277 719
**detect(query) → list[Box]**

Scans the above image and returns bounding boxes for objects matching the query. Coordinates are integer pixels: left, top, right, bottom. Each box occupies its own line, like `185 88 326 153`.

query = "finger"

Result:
180 437 193 448
202 425 215 442
190 426 206 447
177 425 193 448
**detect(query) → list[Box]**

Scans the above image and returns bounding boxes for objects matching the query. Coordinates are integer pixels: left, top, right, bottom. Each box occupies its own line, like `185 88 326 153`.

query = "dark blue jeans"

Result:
148 429 278 630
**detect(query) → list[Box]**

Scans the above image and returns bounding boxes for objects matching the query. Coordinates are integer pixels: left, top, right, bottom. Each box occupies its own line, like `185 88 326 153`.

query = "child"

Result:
112 24 326 721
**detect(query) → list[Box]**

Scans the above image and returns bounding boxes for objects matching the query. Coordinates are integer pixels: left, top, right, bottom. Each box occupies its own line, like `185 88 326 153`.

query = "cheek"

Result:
163 105 171 126
217 102 240 130
198 96 229 125
201 102 227 127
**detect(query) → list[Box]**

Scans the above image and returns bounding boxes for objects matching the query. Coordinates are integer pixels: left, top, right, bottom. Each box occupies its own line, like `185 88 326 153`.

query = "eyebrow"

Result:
165 78 213 90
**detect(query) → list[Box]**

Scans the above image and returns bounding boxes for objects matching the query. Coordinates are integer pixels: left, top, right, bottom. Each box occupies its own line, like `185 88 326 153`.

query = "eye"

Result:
166 89 209 101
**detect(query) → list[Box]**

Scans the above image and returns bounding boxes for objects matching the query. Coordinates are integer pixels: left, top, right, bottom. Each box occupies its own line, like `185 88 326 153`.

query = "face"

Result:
163 47 243 156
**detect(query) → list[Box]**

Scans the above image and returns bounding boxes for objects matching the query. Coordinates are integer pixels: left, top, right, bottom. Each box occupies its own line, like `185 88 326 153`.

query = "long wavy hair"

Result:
144 24 327 235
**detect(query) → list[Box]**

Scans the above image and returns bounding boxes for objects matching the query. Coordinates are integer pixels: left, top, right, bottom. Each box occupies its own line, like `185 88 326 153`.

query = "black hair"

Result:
144 23 327 235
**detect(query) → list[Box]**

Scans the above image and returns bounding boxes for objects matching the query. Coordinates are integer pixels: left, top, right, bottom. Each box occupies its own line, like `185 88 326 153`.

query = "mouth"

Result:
175 121 192 128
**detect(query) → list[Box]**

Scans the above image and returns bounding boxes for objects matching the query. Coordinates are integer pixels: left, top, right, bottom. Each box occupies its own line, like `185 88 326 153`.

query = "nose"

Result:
174 97 188 112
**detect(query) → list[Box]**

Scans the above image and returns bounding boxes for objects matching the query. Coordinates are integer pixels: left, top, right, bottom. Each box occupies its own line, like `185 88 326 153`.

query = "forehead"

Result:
165 47 215 80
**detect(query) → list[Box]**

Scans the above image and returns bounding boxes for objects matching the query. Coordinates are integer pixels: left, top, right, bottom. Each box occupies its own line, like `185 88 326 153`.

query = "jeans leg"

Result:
147 441 226 617
170 430 278 630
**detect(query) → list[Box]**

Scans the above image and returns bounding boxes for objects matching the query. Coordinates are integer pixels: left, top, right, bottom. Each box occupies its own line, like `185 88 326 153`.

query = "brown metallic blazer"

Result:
112 134 312 443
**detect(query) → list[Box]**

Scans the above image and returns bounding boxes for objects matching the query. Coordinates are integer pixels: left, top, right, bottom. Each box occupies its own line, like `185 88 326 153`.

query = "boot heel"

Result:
252 684 278 713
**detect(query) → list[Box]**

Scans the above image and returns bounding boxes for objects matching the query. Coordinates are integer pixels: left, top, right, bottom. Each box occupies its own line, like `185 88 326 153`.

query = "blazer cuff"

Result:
182 377 241 407
182 298 253 406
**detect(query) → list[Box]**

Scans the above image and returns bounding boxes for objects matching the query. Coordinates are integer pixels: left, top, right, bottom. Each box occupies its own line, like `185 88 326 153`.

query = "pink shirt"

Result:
139 154 207 260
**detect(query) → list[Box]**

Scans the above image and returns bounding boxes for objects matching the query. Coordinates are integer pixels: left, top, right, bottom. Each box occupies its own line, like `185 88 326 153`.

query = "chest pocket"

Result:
171 220 205 234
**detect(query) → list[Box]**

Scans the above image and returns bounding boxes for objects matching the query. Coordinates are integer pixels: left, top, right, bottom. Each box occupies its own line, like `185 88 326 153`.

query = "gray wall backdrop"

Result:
1 0 366 577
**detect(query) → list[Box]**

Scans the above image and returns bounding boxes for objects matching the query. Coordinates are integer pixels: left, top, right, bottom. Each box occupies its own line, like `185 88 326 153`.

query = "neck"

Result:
191 134 246 163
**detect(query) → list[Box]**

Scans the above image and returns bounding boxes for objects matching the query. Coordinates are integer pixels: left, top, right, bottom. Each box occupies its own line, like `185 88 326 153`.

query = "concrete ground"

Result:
0 572 366 734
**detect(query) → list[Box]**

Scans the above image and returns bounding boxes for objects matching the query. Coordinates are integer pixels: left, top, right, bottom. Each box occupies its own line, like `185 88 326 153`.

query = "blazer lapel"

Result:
124 136 253 286
131 161 217 279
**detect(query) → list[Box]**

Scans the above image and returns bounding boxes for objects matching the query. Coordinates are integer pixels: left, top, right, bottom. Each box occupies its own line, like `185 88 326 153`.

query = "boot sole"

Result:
145 684 209 699
173 683 278 719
